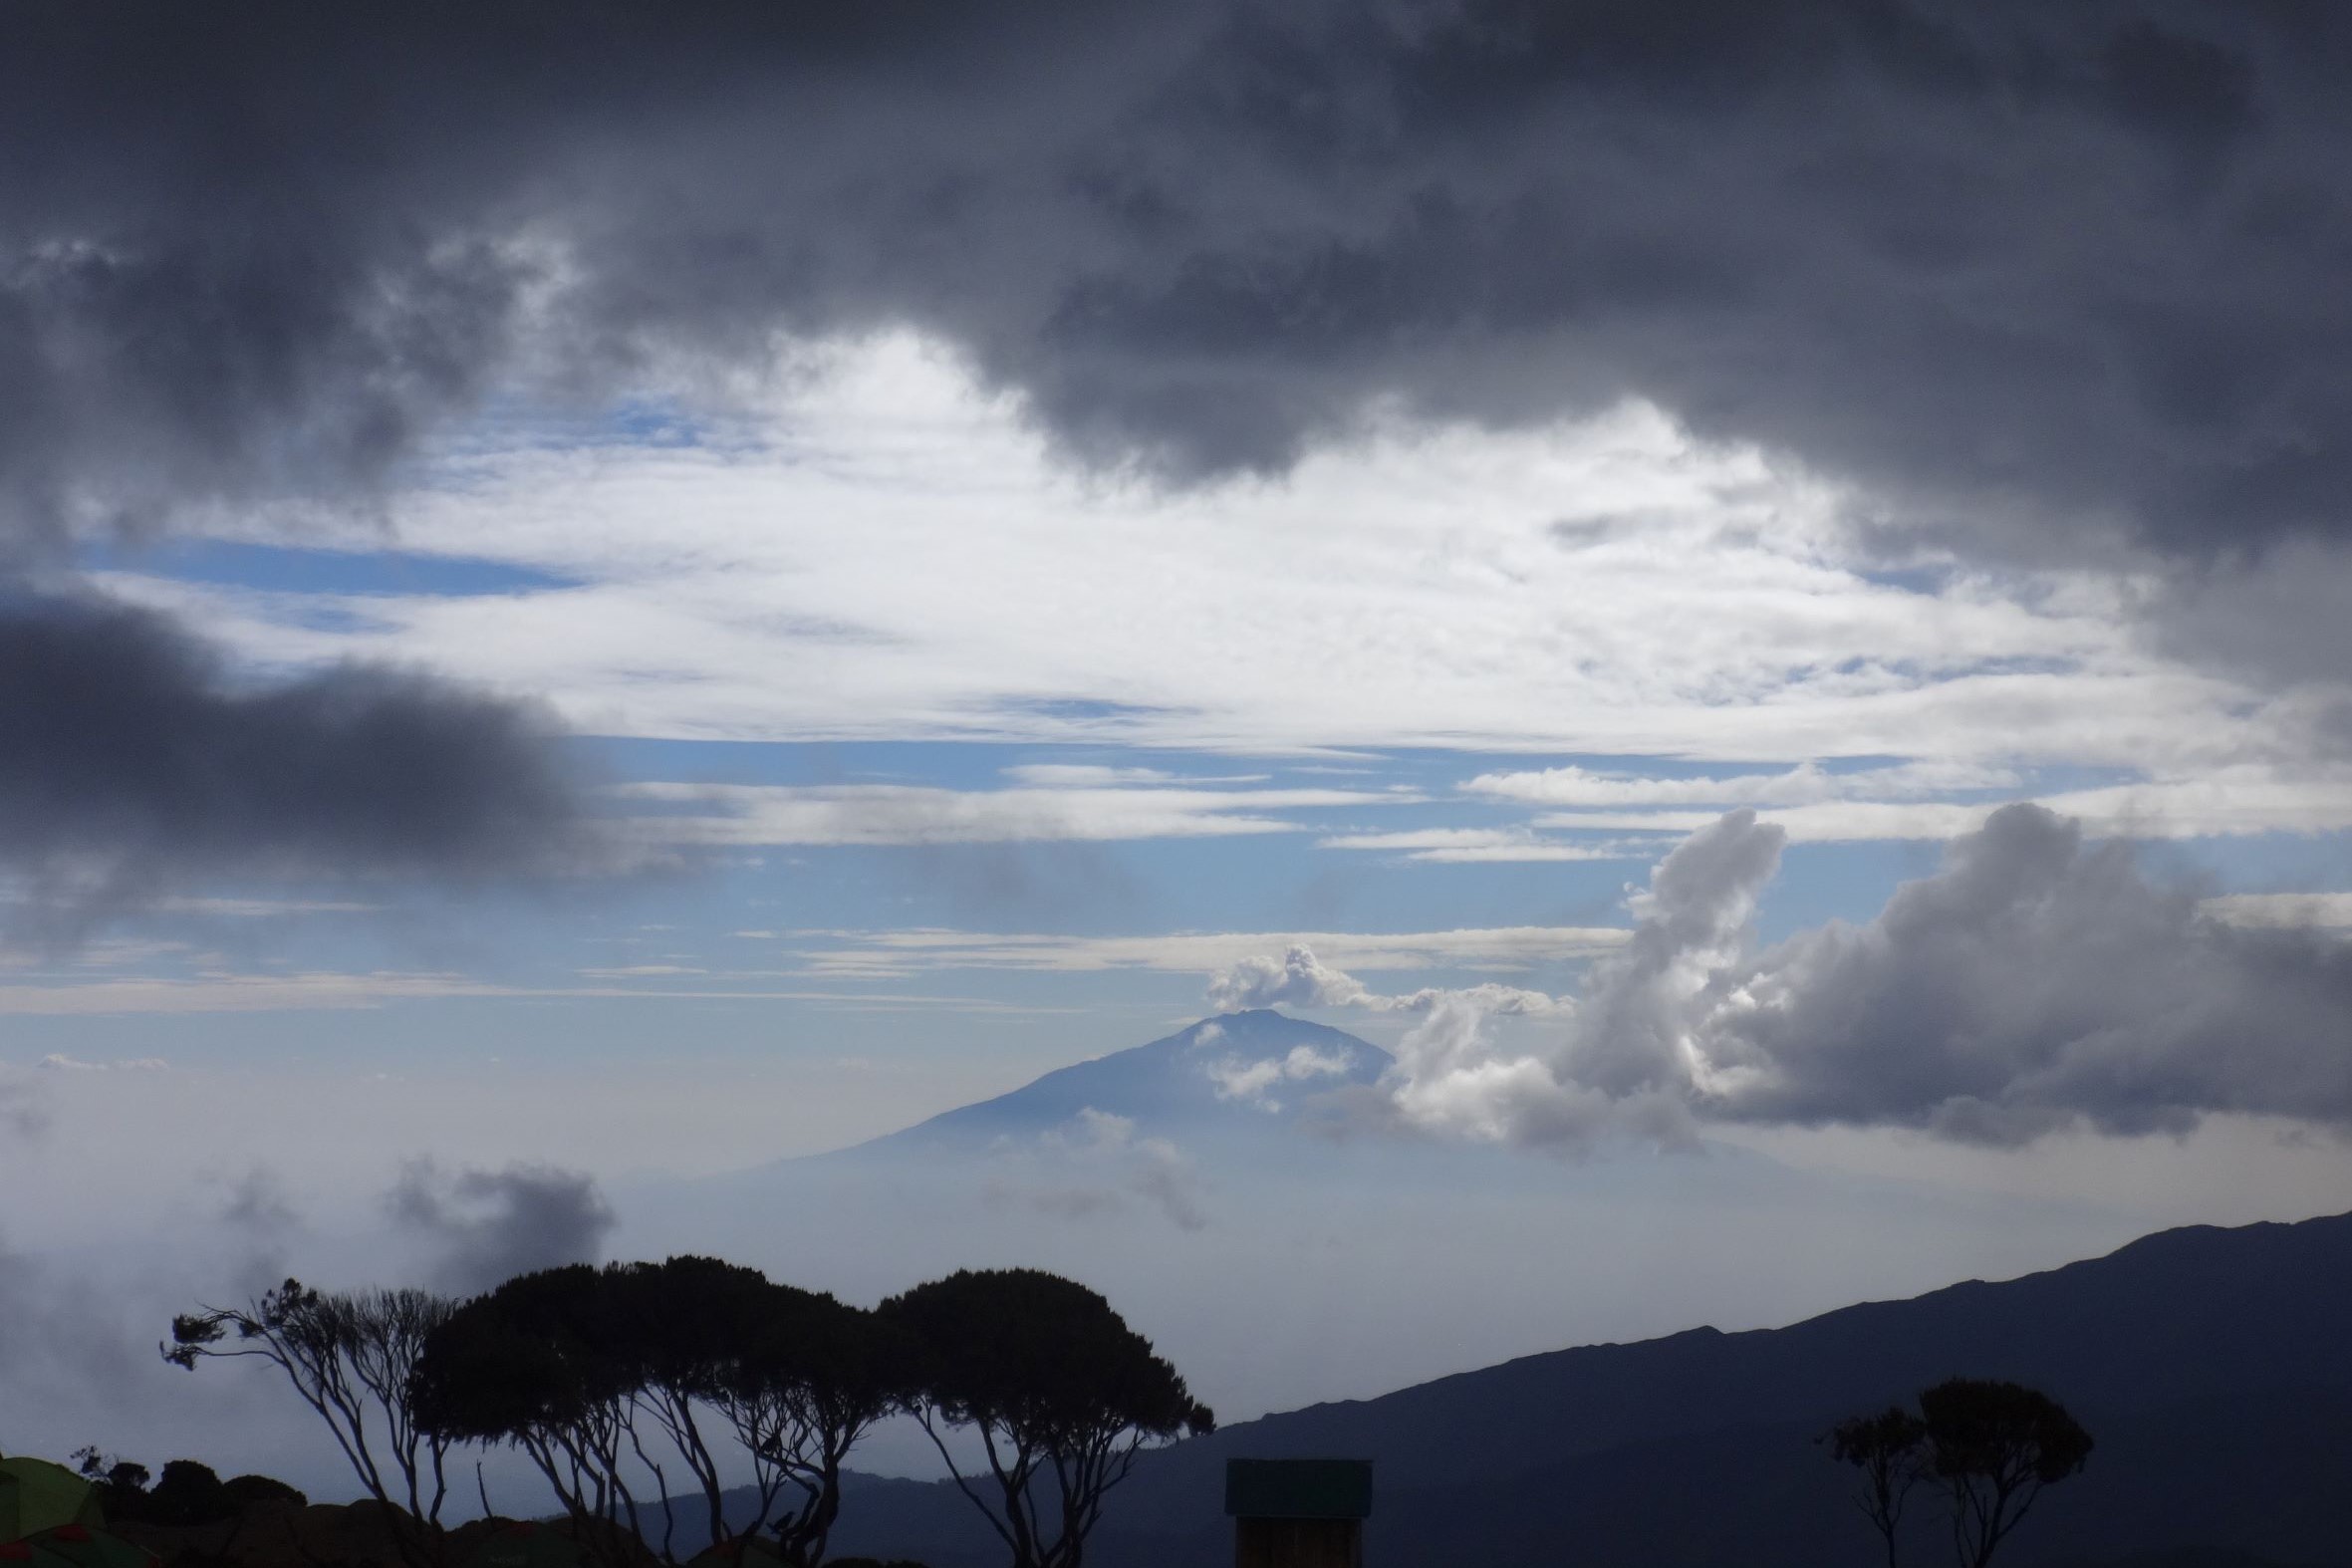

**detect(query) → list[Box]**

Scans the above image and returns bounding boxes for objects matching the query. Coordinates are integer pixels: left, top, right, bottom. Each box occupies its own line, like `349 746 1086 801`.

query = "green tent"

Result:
464 1521 584 1568
684 1535 784 1568
0 1459 102 1542
0 1525 157 1568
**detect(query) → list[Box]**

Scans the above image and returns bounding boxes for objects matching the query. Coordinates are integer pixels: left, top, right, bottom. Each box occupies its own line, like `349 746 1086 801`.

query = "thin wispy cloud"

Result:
1316 828 1656 864
1528 772 2352 843
0 971 1092 1016
1462 760 2025 808
615 778 1418 847
777 925 1628 983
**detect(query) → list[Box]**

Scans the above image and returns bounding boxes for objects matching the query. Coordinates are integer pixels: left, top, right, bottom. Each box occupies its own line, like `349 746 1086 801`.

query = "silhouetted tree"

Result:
626 1260 904 1568
165 1280 457 1568
72 1449 151 1519
881 1269 1211 1568
723 1288 904 1568
1827 1380 2092 1568
410 1265 648 1568
1919 1378 2093 1568
415 1257 890 1568
1826 1407 1929 1568
603 1255 887 1565
144 1459 232 1527
602 1257 761 1560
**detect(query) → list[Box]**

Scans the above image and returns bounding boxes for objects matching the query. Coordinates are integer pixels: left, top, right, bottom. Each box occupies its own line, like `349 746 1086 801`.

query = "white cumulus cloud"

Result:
1364 806 2352 1154
1206 943 1569 1020
1206 1045 1359 1113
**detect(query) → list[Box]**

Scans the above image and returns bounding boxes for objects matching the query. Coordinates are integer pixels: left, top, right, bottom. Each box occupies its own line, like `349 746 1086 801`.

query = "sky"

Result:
3 0 2352 1496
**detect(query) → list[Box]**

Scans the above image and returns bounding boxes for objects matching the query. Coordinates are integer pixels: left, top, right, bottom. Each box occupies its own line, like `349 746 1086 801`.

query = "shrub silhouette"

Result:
219 1474 308 1514
144 1460 231 1527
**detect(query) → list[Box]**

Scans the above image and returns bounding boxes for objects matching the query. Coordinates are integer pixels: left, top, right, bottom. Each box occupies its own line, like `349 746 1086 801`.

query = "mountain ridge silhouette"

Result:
773 1206 2352 1566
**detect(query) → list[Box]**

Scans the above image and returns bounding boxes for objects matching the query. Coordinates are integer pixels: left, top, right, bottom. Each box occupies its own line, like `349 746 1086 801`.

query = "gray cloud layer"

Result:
1701 805 2352 1143
387 1160 619 1296
0 592 609 931
1379 805 2352 1150
0 1231 139 1416
2 2 2346 567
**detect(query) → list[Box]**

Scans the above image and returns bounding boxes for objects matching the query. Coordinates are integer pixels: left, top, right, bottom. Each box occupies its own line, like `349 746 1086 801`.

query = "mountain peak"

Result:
1184 1005 1355 1045
822 1009 1392 1162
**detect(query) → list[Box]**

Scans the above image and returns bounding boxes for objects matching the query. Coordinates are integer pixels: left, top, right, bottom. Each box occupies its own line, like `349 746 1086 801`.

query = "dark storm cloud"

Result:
5 1 2348 564
2137 542 2352 691
386 1161 618 1296
0 591 609 928
1379 806 2352 1151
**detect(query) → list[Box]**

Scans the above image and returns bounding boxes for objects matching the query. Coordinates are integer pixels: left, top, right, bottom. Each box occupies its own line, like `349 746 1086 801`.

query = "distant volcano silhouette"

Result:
623 1003 2193 1476
795 1008 1391 1164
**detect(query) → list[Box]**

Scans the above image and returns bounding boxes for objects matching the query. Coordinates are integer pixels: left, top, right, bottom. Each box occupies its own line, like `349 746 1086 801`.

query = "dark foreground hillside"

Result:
799 1209 2352 1568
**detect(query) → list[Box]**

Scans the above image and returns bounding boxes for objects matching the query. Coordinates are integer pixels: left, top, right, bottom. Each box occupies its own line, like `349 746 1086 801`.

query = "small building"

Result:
1224 1458 1373 1568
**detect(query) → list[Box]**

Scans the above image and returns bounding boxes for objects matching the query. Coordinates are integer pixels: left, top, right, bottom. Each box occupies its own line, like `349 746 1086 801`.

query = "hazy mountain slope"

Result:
792 1209 2352 1568
620 1007 2204 1479
1116 1209 2352 1504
